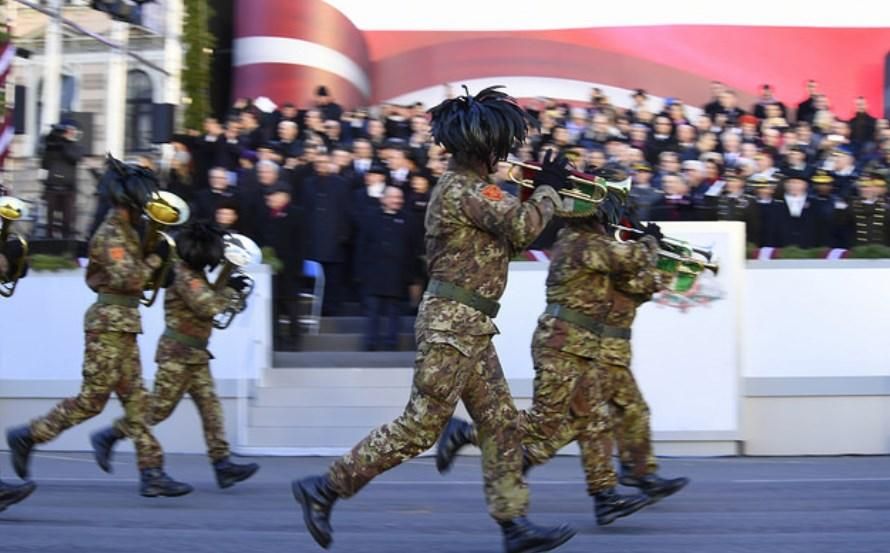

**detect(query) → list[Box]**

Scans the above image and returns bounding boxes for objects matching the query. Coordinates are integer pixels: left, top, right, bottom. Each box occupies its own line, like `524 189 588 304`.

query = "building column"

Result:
104 20 128 157
39 0 62 135
162 0 184 106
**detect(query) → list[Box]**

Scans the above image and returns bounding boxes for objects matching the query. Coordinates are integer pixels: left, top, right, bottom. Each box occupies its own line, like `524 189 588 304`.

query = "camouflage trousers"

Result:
113 359 230 463
529 358 658 495
327 336 529 521
601 361 657 477
29 331 163 470
522 347 618 495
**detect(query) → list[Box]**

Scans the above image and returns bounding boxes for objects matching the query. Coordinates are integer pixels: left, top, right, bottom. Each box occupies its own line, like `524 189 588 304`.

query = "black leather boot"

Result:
594 487 652 526
0 480 36 512
499 517 575 553
292 475 339 549
435 417 474 474
139 468 194 498
213 457 260 489
90 426 124 473
620 472 690 503
6 426 35 480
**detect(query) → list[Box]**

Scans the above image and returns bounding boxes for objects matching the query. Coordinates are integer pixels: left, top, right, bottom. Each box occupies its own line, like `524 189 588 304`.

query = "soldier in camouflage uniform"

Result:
90 222 260 489
0 236 36 512
437 165 663 525
6 157 192 498
291 87 576 553
598 273 690 501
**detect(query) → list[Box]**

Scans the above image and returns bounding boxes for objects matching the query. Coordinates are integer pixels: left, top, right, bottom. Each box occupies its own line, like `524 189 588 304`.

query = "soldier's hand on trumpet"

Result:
226 273 251 293
641 222 664 242
533 149 572 191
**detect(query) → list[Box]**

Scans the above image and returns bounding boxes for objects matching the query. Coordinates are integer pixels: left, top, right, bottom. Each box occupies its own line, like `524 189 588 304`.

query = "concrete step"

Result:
254 386 411 407
300 332 416 352
272 351 416 368
250 405 409 427
319 316 415 334
261 367 414 388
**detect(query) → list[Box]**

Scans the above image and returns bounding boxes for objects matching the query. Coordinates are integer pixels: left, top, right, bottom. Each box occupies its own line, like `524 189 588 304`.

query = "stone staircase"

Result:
245 306 420 453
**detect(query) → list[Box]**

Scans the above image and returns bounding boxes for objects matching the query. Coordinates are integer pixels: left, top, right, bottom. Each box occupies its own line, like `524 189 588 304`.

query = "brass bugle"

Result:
611 224 714 262
507 160 633 205
657 248 720 276
141 191 190 307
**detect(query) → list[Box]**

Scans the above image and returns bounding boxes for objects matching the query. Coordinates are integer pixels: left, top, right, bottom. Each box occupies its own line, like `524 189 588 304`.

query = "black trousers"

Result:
44 188 77 239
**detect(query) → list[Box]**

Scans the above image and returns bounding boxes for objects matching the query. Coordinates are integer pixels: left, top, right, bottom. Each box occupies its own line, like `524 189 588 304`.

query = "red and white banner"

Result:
233 0 890 115
0 26 14 169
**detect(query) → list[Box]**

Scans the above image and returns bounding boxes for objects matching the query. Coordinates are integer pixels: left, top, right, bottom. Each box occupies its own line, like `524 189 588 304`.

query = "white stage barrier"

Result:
0 265 272 382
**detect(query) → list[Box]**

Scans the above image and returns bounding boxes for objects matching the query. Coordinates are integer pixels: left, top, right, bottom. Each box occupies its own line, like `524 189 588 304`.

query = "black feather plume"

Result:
428 85 537 171
101 153 159 209
176 220 225 271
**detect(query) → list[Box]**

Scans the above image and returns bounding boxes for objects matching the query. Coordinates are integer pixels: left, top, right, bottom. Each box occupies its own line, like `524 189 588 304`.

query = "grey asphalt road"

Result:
1 452 889 553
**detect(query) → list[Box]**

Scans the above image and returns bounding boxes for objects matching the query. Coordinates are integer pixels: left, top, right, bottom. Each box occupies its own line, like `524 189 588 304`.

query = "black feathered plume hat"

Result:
101 154 159 210
176 220 226 271
428 85 537 171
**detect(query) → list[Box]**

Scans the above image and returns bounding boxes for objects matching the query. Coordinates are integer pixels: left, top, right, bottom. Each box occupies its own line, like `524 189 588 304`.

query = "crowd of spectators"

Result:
125 82 889 347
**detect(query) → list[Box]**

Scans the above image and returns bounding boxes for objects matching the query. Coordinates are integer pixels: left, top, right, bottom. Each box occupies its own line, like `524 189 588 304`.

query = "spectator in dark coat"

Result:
628 162 662 221
809 171 846 247
315 86 343 122
750 176 785 247
259 187 304 347
775 173 819 247
194 167 236 221
303 153 353 315
849 97 877 150
41 123 84 239
796 80 819 124
360 187 415 351
648 174 697 221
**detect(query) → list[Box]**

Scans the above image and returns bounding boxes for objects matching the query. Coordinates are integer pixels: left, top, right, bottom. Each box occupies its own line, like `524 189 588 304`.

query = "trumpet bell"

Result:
223 233 262 267
146 191 190 226
0 196 29 222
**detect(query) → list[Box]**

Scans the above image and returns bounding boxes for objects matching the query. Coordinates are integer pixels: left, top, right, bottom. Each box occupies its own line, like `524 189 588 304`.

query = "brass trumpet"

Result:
142 191 190 307
506 160 631 205
612 224 719 276
0 196 29 298
211 233 261 329
612 225 717 266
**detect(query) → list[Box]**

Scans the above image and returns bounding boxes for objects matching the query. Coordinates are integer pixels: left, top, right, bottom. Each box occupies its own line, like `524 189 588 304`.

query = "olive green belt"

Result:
426 279 500 318
163 327 209 349
96 293 140 308
544 303 632 339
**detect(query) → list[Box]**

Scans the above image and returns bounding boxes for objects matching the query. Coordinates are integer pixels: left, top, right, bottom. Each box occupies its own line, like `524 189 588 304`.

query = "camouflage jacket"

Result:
84 210 155 334
532 226 658 359
599 262 663 367
416 169 560 357
157 261 235 363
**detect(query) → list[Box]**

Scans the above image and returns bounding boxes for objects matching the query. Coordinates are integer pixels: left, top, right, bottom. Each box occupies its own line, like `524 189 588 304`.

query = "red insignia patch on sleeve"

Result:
108 247 125 262
189 279 203 291
481 184 504 201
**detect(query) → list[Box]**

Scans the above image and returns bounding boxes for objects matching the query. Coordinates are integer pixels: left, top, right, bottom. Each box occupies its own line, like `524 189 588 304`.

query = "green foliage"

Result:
846 244 890 259
182 0 215 130
775 246 827 259
29 254 80 272
745 242 759 259
261 247 283 274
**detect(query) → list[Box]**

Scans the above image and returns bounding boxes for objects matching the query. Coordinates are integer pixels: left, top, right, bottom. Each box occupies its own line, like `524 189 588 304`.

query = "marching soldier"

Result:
6 157 192 498
836 173 890 247
437 165 667 526
291 86 576 553
90 222 259 489
0 230 35 512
